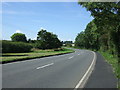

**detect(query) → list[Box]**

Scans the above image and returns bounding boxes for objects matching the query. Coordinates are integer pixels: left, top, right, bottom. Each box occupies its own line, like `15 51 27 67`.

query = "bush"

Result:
34 41 46 50
2 40 33 53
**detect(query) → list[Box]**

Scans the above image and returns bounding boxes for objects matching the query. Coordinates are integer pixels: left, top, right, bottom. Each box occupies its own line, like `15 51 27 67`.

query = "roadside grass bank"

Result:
1 48 74 64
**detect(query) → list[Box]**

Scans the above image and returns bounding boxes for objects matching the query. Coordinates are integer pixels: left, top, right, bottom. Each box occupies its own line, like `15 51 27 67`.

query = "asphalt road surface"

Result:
2 49 95 88
84 52 117 88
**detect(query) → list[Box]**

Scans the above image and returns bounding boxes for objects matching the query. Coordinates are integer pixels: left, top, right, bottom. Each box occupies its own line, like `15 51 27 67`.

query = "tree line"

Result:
75 2 120 72
2 29 62 53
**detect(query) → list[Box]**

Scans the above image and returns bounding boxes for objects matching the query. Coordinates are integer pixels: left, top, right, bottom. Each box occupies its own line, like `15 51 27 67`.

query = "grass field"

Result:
1 48 74 63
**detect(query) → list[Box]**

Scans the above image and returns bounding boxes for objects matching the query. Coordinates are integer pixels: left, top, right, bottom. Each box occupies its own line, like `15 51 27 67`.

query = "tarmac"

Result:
84 52 118 89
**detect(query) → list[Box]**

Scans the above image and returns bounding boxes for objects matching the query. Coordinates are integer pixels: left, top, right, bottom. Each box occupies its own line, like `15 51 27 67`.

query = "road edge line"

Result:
74 51 96 89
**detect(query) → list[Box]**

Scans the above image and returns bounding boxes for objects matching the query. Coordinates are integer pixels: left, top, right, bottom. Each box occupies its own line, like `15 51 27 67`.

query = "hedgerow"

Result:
2 40 33 53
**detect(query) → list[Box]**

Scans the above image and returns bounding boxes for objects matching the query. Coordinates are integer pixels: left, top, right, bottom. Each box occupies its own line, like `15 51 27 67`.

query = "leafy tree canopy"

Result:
78 2 120 60
36 29 62 49
11 33 27 42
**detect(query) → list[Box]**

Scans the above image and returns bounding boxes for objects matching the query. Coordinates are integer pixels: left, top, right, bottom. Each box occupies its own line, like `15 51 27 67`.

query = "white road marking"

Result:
36 63 54 69
74 51 96 89
68 56 74 59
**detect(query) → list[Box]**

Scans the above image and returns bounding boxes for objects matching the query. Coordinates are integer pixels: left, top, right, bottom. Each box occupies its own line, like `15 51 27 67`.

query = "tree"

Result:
28 38 36 43
63 41 73 47
11 33 27 42
75 31 86 48
75 20 100 50
78 2 120 58
36 29 62 49
78 2 120 83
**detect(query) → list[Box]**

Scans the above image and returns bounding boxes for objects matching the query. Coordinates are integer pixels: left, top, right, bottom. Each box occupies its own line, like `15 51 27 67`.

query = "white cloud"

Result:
15 30 22 33
33 37 36 40
67 39 72 41
2 10 36 15
2 2 11 6
40 27 46 30
3 11 18 14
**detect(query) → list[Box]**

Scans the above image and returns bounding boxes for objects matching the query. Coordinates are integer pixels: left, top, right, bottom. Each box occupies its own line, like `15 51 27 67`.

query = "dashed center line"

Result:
68 56 74 59
36 63 54 69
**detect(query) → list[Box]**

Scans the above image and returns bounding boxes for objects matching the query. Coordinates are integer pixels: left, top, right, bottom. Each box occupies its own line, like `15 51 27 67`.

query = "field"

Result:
1 48 74 63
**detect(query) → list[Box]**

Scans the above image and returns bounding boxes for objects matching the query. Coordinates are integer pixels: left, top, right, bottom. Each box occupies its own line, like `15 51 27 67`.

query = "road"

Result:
2 49 95 88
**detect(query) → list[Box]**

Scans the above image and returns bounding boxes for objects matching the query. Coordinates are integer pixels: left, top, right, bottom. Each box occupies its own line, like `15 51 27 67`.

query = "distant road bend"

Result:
2 49 96 88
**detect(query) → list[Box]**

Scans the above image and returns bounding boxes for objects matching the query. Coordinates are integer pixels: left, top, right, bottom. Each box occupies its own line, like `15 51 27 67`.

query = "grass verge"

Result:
1 48 74 64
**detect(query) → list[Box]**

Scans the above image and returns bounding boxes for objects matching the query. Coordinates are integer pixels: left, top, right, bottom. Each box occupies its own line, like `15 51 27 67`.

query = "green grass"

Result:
1 48 74 63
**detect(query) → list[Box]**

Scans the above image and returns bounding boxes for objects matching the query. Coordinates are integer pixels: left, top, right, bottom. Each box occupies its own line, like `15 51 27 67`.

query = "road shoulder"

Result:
84 52 117 88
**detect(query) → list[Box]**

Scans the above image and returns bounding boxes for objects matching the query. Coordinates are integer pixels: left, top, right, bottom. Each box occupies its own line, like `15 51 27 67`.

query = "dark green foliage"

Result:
11 33 27 42
63 41 73 47
2 40 32 53
35 29 62 49
78 2 120 57
77 2 120 82
35 40 46 50
63 41 73 44
75 31 86 48
28 38 37 43
75 20 100 50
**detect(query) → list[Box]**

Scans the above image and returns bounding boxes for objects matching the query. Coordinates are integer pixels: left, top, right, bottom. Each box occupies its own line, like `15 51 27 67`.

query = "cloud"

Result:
32 20 48 24
2 10 36 15
15 30 23 33
40 27 46 30
3 11 18 14
2 2 11 6
33 37 36 40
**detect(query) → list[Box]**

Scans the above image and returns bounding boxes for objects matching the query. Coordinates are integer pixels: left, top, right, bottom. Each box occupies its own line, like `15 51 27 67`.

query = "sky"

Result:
2 2 94 42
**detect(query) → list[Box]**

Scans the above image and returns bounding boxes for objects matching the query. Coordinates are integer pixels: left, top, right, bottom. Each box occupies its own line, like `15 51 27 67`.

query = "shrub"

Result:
2 40 33 53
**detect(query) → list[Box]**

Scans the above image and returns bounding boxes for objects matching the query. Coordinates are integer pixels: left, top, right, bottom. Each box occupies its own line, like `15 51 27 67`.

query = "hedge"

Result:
2 40 33 53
